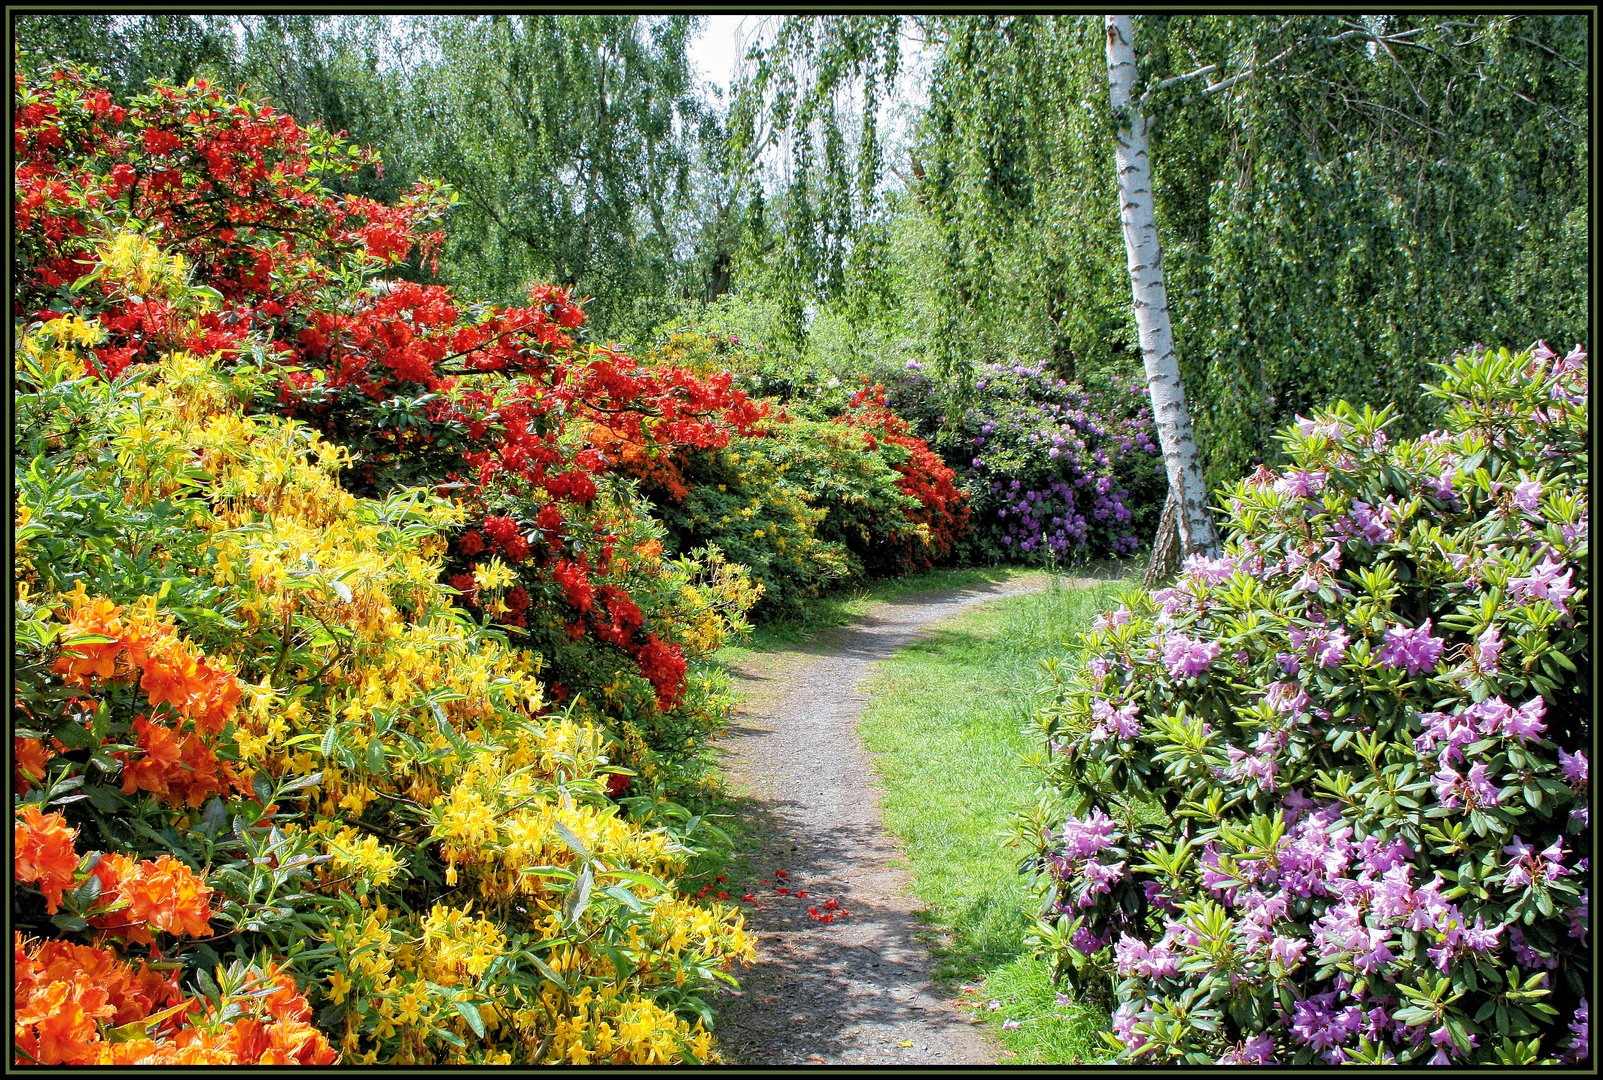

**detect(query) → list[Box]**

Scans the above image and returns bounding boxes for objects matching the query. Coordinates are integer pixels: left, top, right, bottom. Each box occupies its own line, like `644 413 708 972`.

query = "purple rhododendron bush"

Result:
1023 343 1589 1065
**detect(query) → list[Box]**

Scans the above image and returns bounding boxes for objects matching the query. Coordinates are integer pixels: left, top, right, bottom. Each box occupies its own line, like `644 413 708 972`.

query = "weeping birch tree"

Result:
733 13 1585 571
1103 14 1220 564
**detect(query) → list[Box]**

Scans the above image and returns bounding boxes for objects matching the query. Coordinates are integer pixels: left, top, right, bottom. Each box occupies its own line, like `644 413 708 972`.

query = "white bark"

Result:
1105 13 1221 559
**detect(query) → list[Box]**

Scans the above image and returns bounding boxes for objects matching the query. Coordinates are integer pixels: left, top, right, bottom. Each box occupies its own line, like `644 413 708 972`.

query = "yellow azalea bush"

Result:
14 236 752 1064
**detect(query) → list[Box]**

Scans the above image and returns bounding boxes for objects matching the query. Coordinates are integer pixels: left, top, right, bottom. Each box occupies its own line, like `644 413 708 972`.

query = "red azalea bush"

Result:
838 384 970 574
14 64 446 368
1024 344 1589 1065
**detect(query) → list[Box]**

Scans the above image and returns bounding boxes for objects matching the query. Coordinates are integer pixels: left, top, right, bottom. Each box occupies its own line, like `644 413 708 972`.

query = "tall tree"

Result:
735 13 1587 493
1104 14 1219 560
398 14 718 332
11 13 231 95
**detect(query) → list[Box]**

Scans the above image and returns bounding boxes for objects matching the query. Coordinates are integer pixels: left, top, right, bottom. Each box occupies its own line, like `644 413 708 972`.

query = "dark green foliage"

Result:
736 14 1589 491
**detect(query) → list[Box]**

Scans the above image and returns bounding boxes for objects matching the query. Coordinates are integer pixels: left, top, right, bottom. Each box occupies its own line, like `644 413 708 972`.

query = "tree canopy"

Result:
13 12 1589 483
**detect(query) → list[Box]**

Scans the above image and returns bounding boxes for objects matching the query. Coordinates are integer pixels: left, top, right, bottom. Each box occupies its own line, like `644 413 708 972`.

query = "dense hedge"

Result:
1022 343 1589 1065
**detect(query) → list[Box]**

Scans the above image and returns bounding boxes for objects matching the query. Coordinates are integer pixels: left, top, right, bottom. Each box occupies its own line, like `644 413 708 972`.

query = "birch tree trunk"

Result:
1104 14 1221 562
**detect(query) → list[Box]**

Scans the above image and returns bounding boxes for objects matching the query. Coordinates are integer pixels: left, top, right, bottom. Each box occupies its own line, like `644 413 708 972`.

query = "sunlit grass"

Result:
856 569 1136 1064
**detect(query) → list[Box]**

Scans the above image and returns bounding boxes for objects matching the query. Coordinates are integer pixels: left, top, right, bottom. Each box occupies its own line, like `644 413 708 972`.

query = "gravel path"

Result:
709 574 1054 1066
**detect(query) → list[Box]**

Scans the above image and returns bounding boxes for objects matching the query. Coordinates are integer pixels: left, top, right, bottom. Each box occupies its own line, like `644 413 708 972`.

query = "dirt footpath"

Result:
709 575 1053 1066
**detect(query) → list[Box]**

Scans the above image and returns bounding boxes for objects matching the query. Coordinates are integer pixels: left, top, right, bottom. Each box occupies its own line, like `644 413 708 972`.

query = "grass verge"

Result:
855 568 1136 1064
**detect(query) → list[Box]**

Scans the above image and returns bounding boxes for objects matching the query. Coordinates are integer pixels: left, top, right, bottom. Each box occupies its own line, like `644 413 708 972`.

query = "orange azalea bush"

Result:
15 933 336 1065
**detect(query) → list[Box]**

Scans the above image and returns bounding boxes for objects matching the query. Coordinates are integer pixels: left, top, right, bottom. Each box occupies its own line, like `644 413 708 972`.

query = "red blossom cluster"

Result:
407 345 767 713
15 64 445 379
843 385 970 569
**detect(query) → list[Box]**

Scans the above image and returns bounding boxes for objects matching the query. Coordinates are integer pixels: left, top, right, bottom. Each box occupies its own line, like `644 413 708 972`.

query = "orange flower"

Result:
139 635 206 714
49 591 241 734
188 655 241 736
52 591 128 682
260 970 314 1024
96 1026 234 1065
16 981 103 1064
222 1016 337 1066
13 805 79 914
119 713 182 801
113 855 213 940
22 937 185 1026
14 934 206 1066
87 853 212 943
13 737 52 794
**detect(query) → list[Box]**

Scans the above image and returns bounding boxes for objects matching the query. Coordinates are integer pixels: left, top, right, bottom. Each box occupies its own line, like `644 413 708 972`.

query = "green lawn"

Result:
856 569 1136 1064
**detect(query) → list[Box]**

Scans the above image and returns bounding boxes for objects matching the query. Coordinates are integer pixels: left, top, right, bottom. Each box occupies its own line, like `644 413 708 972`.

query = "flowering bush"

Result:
1022 344 1589 1065
14 62 763 1067
880 362 1163 564
649 430 856 616
646 401 968 612
837 385 970 573
13 60 777 780
632 333 969 607
15 341 754 1065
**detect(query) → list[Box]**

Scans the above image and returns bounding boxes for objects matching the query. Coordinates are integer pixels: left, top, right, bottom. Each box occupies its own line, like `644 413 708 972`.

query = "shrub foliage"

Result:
13 63 760 1066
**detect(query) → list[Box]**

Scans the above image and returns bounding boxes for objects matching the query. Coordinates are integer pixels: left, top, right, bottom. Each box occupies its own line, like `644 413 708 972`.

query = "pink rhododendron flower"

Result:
1162 633 1220 678
1376 620 1444 674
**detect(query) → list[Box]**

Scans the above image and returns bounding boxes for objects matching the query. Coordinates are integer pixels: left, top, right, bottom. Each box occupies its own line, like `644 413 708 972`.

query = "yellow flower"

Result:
327 969 352 1005
473 557 516 593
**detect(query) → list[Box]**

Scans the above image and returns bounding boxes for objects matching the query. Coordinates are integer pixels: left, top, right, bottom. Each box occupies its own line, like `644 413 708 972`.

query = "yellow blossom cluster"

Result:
94 230 208 303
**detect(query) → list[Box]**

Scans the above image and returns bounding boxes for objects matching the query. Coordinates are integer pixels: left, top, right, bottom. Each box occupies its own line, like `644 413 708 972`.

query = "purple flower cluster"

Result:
879 362 1163 563
1376 619 1444 674
1029 344 1589 1066
1162 632 1219 679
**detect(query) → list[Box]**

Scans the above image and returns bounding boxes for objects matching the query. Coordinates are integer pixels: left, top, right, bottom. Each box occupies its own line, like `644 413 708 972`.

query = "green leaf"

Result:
366 738 387 778
551 820 591 862
526 953 568 992
564 863 595 928
454 998 486 1038
602 884 643 912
